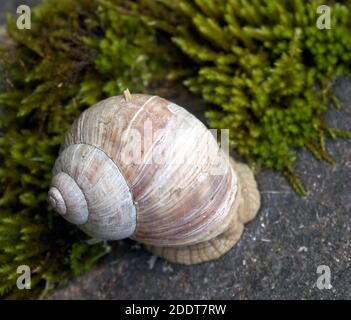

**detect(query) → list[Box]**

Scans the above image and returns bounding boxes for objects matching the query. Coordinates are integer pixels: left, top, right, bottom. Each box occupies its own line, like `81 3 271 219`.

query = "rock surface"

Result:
1 0 350 300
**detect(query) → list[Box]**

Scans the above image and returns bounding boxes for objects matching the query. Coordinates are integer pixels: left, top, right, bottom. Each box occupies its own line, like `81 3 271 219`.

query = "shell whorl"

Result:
50 143 137 240
53 94 239 246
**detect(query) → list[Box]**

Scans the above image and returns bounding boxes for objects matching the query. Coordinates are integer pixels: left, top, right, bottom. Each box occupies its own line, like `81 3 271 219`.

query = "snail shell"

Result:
48 92 260 264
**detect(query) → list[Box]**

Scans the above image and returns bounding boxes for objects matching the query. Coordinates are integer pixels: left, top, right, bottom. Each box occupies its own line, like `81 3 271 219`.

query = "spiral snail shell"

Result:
48 90 260 265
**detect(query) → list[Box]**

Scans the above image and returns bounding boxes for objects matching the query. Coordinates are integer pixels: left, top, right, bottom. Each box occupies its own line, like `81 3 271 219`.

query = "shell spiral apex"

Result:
48 172 88 225
48 187 66 216
49 91 260 264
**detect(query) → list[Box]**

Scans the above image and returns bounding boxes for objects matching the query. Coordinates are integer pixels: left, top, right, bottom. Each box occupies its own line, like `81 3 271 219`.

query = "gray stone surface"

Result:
1 0 350 300
50 79 351 300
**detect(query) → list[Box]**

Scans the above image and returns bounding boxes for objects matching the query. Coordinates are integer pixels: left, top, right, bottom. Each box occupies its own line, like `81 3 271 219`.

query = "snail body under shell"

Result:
48 92 260 264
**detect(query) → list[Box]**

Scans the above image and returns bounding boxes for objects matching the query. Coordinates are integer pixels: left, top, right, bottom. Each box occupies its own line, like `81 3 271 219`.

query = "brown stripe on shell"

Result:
117 95 174 183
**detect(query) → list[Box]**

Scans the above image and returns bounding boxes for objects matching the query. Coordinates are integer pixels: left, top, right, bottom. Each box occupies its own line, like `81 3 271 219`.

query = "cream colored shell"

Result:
48 93 260 264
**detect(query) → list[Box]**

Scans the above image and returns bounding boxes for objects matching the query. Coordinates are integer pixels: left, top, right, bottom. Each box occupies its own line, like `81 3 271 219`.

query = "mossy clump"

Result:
139 0 351 193
0 0 175 299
